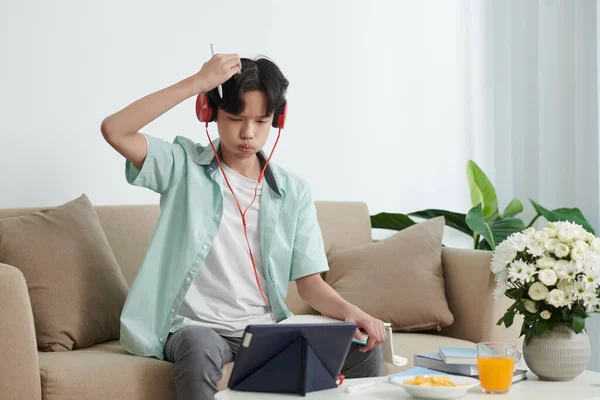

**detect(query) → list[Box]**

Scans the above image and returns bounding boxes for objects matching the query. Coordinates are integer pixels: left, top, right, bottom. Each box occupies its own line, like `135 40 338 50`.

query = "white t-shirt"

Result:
170 162 273 337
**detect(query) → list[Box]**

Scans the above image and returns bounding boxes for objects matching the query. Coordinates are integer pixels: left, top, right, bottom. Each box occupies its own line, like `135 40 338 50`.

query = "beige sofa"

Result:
1 201 520 400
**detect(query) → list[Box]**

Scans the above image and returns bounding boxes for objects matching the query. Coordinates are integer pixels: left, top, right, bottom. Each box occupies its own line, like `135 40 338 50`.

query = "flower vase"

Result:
522 323 591 381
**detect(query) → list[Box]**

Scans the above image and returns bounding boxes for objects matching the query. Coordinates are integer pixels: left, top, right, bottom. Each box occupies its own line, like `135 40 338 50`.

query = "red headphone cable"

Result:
205 122 282 325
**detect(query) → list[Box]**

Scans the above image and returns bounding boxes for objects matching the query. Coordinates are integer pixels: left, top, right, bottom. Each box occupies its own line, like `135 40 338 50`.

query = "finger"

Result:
378 329 385 346
354 328 367 342
227 64 241 75
372 323 384 348
376 325 385 345
225 57 242 71
362 333 377 353
220 54 240 64
211 53 226 62
360 323 375 352
379 322 387 343
226 67 242 80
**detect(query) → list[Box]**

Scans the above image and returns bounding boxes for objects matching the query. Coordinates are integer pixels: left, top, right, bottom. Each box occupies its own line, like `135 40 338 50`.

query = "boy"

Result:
101 53 385 400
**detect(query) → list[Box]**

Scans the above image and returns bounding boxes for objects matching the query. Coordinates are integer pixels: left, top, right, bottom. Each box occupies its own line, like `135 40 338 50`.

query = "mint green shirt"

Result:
119 135 329 360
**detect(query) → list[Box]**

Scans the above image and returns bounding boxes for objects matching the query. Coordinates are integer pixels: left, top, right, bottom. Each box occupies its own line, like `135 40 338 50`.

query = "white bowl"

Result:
389 374 480 399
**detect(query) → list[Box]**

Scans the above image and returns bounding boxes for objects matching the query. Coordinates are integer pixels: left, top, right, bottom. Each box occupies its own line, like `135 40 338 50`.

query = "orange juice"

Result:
477 356 514 393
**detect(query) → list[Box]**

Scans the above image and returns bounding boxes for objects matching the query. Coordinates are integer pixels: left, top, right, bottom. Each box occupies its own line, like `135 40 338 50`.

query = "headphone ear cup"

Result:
196 93 217 122
196 93 211 122
273 101 288 129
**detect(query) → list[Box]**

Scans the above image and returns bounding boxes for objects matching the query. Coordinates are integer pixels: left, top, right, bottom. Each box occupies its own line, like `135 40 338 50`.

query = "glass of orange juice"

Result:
476 342 520 394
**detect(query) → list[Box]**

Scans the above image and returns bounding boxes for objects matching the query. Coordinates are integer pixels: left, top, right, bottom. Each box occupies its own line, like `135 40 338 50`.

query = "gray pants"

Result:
164 325 383 400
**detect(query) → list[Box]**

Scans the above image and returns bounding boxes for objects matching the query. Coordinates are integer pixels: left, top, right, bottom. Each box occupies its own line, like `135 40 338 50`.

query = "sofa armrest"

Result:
439 248 523 348
0 263 41 400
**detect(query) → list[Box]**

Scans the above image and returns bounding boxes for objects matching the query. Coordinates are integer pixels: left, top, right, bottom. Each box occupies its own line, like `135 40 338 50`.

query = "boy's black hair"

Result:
206 56 289 126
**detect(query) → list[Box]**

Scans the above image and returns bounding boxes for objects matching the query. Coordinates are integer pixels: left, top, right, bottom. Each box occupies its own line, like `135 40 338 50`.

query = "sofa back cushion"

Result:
0 194 129 351
325 217 455 331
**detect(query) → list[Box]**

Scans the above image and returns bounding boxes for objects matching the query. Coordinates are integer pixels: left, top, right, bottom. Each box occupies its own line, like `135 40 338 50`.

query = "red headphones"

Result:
195 92 288 129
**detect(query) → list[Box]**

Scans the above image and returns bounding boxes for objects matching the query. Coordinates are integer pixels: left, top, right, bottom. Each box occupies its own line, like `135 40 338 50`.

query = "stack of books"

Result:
411 346 527 383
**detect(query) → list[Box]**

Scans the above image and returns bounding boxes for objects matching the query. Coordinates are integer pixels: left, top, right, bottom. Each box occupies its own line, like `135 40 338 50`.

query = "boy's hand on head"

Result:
344 308 387 353
193 53 242 94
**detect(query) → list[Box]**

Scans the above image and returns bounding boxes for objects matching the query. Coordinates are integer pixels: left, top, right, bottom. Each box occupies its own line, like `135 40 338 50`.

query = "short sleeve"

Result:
289 185 330 281
125 134 187 194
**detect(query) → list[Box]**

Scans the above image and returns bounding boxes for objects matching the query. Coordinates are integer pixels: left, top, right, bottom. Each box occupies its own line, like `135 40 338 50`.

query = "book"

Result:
438 346 477 364
415 353 477 375
278 314 392 346
413 353 527 383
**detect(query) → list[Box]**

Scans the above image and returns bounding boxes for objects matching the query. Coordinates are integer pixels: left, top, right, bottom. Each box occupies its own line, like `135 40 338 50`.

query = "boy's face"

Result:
216 90 274 161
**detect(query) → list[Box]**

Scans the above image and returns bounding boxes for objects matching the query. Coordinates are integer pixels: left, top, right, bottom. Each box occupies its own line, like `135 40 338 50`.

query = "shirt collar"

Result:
194 138 282 196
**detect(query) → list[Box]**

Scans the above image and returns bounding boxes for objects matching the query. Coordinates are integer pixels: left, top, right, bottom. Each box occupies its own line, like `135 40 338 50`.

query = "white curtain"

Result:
461 0 599 372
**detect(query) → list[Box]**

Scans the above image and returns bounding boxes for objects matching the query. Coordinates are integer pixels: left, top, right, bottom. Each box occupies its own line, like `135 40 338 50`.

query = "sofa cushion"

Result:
325 217 454 332
39 341 176 400
0 194 129 351
38 340 235 400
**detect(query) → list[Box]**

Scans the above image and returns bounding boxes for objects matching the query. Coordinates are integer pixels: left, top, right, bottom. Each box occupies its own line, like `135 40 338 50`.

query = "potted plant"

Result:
491 222 600 380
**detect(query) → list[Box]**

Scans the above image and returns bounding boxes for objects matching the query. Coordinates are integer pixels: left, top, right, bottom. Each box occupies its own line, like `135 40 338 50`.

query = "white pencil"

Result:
210 43 223 98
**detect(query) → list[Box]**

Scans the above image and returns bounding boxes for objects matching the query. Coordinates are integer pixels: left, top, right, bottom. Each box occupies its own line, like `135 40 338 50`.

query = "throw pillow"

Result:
325 216 454 331
0 194 129 351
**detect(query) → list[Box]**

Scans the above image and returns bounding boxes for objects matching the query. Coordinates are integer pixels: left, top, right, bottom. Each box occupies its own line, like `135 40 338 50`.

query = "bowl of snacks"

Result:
389 374 480 399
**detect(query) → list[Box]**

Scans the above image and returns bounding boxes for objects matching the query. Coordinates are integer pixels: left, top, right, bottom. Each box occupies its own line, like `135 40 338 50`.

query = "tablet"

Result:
227 322 356 395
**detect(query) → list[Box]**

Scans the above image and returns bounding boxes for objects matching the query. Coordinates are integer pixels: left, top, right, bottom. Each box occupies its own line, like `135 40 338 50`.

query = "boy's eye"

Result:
228 116 243 122
258 120 269 124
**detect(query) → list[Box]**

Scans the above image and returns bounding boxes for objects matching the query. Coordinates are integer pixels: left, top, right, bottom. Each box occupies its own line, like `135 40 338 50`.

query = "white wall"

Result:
0 0 473 223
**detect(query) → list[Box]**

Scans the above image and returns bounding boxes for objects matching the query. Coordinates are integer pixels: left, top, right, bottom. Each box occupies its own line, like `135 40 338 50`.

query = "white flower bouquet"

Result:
492 221 600 341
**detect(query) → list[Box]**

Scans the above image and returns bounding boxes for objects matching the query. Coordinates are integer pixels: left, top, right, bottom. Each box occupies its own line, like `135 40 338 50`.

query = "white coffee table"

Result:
216 370 600 399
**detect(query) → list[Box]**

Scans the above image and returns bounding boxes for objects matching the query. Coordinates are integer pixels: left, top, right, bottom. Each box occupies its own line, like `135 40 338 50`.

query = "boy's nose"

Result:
241 130 254 140
240 123 254 139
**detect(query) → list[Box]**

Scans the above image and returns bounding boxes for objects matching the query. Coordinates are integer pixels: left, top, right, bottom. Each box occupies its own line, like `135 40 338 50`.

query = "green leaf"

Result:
574 306 588 319
561 307 571 321
505 288 522 300
467 160 499 218
485 211 500 223
573 315 586 333
408 209 472 236
370 213 416 231
466 204 526 250
530 200 596 235
504 310 515 328
503 199 524 218
524 315 537 326
525 329 533 344
467 204 494 247
534 319 553 335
